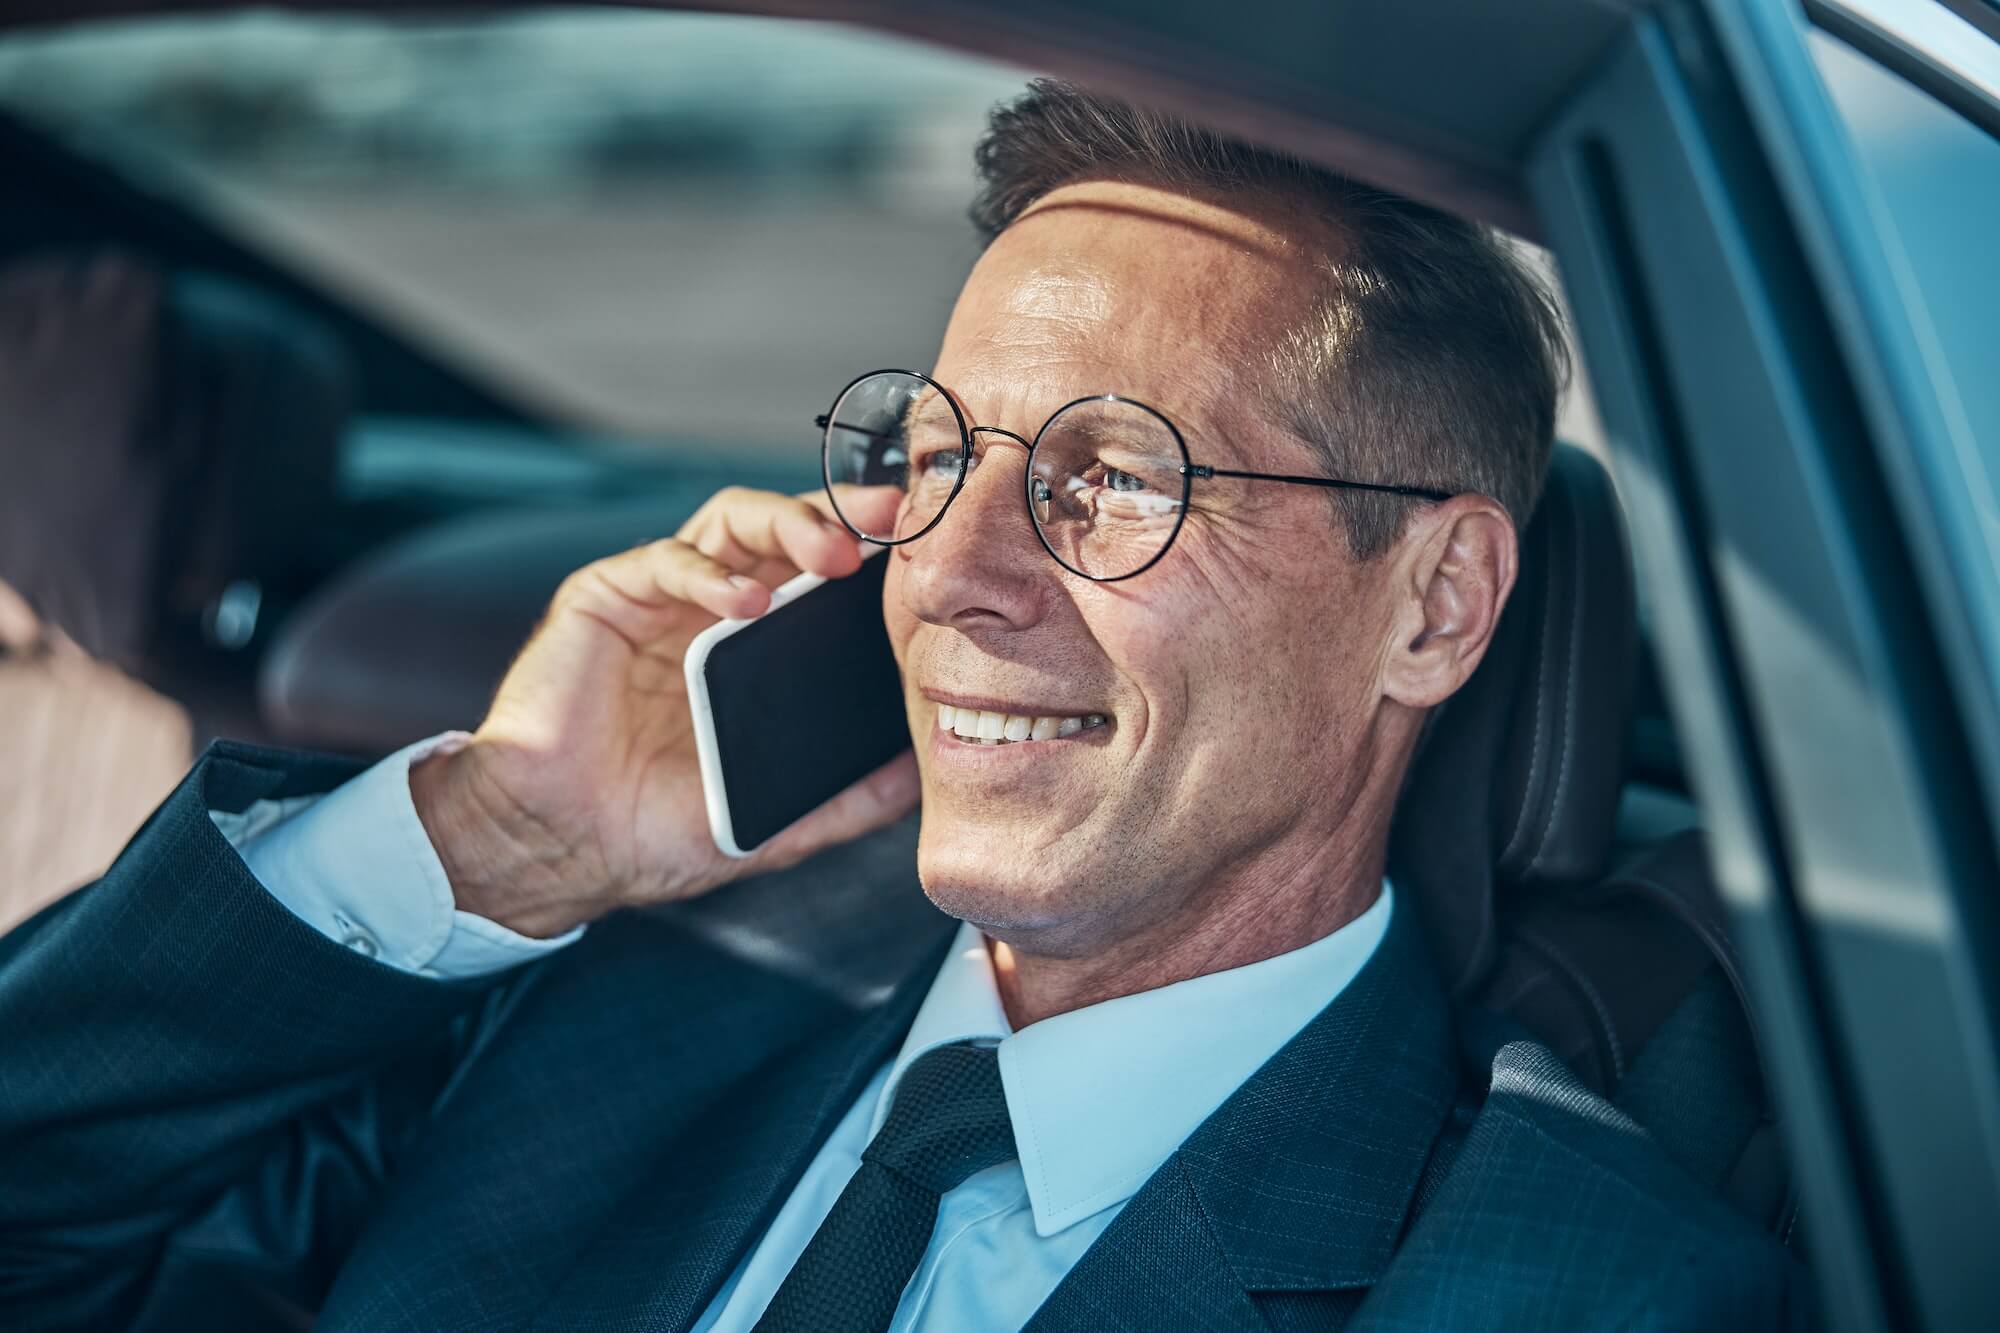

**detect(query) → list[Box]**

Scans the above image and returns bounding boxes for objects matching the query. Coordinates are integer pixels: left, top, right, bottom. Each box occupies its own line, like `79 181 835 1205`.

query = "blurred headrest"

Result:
260 500 690 753
0 250 166 662
1388 443 1638 996
0 249 350 665
153 270 352 624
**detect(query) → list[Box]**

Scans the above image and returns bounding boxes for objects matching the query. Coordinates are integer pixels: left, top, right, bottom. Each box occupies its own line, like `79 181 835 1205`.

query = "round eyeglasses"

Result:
818 369 1454 582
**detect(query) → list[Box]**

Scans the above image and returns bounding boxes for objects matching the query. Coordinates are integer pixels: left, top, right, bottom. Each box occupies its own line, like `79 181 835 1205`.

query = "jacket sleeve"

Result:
0 741 527 1327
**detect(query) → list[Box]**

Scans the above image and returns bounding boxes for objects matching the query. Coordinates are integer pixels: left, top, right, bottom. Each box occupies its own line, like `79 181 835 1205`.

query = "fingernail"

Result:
726 574 760 590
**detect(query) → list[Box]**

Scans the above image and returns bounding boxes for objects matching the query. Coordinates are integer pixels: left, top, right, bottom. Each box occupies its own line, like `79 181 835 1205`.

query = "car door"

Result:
1528 2 2000 1328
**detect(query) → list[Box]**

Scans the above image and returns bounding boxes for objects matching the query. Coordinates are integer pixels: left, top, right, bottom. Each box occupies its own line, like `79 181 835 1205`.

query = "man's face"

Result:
883 179 1402 957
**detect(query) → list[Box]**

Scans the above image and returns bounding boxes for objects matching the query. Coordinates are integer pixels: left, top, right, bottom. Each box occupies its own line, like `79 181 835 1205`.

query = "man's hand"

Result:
408 485 917 937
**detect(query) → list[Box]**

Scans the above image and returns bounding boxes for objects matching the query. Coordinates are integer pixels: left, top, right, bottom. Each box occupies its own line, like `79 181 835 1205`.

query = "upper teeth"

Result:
936 703 1107 744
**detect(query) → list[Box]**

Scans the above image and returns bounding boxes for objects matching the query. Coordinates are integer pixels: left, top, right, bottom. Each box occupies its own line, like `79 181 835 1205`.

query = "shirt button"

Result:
340 929 380 959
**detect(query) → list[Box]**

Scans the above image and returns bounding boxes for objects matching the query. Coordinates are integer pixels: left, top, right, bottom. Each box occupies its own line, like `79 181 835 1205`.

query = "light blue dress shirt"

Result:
212 737 1394 1330
209 733 582 975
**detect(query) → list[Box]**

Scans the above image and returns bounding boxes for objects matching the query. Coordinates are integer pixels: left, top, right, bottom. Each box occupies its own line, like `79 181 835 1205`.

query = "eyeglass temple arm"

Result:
813 419 1449 501
816 415 924 447
1184 463 1452 503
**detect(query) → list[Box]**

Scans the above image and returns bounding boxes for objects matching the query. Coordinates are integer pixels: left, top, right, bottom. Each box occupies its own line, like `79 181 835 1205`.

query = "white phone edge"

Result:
681 546 886 859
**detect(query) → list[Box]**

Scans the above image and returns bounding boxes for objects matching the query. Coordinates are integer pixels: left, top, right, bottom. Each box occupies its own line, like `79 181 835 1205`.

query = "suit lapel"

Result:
530 926 954 1333
1028 903 1459 1330
1023 1151 1266 1332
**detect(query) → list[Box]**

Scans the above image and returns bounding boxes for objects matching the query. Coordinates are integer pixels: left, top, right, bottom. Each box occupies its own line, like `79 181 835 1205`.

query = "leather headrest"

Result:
153 271 351 624
0 253 348 666
261 500 692 753
1388 444 1638 996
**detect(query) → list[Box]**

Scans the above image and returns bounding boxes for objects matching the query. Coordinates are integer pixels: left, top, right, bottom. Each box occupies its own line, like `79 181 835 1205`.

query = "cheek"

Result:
1100 531 1377 766
883 559 918 667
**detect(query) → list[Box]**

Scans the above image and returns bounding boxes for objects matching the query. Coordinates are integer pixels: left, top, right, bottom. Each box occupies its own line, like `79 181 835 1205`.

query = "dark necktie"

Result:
753 1041 1016 1333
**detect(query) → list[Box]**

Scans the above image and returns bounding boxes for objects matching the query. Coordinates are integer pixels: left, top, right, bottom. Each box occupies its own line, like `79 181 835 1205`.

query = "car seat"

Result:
1388 444 1793 1235
150 269 353 651
0 248 351 749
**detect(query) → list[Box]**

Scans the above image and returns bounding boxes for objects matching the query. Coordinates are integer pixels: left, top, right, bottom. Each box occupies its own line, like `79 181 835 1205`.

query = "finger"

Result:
744 556 807 591
680 488 861 580
0 579 39 650
582 538 772 624
810 484 903 543
751 749 920 872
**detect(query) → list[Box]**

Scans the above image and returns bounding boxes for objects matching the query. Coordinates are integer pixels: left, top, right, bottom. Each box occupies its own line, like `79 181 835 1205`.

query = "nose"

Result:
897 428 1055 633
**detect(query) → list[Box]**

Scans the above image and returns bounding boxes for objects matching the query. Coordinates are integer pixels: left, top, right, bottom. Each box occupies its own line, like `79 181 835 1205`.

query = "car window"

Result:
0 11 1612 466
0 11 1029 458
1807 22 2000 471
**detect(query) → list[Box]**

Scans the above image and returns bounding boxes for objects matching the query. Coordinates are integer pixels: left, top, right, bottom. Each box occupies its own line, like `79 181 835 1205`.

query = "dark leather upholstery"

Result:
1389 443 1639 996
260 500 689 753
1387 445 1788 1234
153 272 352 629
0 251 350 749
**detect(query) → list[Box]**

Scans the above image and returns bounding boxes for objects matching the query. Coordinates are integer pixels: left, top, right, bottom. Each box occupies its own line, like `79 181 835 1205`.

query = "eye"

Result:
1077 460 1154 495
916 445 966 480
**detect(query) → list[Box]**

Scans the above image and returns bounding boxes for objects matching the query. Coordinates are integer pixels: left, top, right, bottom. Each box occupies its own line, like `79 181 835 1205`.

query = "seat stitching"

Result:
1499 483 1561 867
1637 873 1735 964
1513 923 1627 1082
1612 867 1770 1077
1612 865 1744 983
1526 478 1588 877
1484 968 1556 1016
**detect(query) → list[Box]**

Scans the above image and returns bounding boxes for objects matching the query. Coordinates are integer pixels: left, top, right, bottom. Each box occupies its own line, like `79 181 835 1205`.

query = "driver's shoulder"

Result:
1364 1036 1812 1331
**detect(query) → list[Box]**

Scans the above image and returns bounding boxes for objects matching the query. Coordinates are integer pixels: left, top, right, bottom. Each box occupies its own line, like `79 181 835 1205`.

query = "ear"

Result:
1381 496 1518 710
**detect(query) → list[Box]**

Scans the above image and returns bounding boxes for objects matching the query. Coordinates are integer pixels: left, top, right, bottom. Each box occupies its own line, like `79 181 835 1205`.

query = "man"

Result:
0 82 1807 1330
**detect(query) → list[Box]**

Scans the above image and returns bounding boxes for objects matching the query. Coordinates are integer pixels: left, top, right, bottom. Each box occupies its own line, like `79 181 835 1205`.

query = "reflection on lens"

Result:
822 371 965 542
1028 397 1188 580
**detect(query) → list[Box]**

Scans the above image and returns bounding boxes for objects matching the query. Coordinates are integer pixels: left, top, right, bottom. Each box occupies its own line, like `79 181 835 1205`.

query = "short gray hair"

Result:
971 79 1569 557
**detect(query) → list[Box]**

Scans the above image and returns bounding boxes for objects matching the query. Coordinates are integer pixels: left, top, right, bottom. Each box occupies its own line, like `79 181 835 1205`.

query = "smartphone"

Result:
683 546 907 857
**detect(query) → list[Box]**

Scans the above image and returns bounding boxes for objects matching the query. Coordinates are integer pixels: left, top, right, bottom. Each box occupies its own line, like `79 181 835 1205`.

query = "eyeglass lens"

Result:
1027 397 1188 580
821 372 1191 580
822 372 963 544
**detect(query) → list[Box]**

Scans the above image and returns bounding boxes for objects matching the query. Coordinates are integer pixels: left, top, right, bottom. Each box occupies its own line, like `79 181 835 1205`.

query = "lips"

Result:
934 702 1109 746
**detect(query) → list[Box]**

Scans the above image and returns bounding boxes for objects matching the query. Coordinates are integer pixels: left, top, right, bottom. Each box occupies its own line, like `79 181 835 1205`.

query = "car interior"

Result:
1 84 1794 1249
24 7 2000 1319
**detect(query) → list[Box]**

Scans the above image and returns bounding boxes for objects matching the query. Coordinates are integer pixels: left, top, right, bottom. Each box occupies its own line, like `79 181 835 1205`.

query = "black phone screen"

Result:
699 552 907 850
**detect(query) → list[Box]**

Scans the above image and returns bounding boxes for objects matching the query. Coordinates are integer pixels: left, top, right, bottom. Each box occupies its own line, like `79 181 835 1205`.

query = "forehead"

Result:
935 179 1333 434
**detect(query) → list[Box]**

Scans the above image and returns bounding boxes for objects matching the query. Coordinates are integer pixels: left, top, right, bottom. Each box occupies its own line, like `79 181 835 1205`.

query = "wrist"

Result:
408 743 610 938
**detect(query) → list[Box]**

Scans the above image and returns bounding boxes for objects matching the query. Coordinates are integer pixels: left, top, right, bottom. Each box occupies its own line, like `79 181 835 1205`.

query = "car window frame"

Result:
1530 2 2000 1328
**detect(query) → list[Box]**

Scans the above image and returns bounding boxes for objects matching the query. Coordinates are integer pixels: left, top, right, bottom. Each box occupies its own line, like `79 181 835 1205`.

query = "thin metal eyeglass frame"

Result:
816 368 1456 582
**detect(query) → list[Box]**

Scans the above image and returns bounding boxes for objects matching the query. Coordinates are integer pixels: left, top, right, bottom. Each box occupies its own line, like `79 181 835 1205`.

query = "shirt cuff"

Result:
208 732 584 978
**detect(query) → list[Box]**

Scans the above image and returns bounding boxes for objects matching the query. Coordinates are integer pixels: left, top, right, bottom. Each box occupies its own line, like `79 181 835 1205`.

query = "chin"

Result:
916 827 1085 935
917 825 1179 962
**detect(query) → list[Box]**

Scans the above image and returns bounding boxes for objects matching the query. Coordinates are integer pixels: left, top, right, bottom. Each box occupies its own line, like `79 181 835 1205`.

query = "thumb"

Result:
751 749 920 871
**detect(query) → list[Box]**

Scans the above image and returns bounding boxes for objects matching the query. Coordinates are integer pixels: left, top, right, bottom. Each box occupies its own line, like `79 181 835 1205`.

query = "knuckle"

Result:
553 565 597 603
643 540 702 584
681 486 748 530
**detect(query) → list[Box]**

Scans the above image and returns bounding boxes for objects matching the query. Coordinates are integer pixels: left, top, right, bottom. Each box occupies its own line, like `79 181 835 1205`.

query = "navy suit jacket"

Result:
0 743 1811 1330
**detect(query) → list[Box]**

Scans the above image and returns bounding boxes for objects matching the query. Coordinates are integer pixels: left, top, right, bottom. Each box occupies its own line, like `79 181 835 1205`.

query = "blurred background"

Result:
0 9 1030 447
0 5 1600 927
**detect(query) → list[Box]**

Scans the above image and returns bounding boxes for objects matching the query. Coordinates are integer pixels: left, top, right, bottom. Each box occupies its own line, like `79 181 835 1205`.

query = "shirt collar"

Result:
870 883 1395 1238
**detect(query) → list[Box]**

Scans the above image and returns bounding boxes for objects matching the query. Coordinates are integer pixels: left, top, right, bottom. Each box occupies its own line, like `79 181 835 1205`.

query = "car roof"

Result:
0 0 1634 237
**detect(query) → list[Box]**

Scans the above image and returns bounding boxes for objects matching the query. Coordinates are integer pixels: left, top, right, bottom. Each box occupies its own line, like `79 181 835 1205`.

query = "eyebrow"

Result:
1055 419 1174 455
902 398 961 433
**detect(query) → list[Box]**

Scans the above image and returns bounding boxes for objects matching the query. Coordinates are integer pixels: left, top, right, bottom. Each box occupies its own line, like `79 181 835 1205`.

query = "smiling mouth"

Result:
935 702 1109 746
